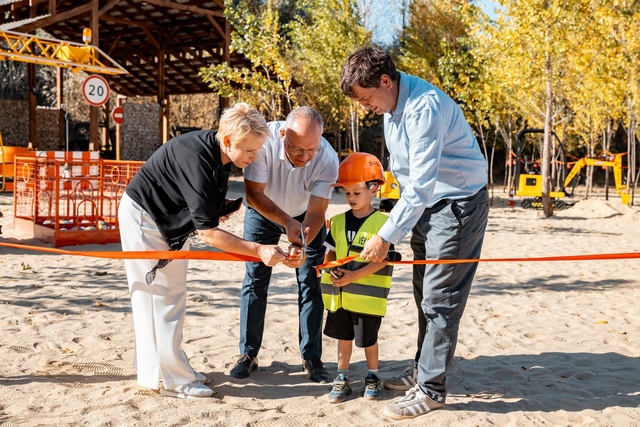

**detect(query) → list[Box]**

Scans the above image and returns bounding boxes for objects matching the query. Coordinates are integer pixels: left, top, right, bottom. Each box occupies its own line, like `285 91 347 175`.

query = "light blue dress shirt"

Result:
378 72 488 244
244 121 339 218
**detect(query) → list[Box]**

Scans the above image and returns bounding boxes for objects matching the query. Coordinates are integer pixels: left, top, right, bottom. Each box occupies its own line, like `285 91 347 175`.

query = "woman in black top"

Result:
118 103 286 399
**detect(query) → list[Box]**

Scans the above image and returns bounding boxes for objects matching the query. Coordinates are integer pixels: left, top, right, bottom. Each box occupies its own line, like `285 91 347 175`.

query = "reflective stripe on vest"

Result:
321 211 393 316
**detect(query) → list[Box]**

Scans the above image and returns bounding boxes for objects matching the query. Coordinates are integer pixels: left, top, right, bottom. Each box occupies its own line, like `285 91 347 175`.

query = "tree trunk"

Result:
627 104 636 205
541 47 554 218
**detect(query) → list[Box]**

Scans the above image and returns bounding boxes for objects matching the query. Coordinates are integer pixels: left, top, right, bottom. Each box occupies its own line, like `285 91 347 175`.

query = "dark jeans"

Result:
410 187 489 402
238 207 326 360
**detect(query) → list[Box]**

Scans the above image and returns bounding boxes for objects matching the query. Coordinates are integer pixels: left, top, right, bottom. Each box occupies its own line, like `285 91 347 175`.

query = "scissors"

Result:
286 224 307 261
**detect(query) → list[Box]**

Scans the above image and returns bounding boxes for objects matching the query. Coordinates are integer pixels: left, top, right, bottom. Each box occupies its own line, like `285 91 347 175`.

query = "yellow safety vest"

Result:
321 211 393 316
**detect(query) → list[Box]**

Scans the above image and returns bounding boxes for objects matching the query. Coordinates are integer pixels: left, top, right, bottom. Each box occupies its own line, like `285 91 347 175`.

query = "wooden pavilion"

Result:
0 0 246 151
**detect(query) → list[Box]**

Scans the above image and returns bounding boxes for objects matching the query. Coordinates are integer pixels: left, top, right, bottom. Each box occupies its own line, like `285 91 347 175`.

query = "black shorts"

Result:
323 308 382 348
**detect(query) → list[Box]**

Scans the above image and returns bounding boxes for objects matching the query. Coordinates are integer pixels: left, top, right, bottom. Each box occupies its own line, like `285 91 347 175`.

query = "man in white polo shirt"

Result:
230 106 339 383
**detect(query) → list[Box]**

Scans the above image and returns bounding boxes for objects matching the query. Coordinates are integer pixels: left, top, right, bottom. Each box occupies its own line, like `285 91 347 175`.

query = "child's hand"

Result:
330 269 354 287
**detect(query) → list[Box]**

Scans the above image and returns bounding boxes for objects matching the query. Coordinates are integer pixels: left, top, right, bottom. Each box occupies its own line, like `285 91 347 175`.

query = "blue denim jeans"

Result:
239 207 326 360
411 187 489 402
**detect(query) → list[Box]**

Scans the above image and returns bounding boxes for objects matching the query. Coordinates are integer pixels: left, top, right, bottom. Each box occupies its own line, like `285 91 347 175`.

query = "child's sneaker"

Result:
363 373 382 400
383 362 417 390
327 374 352 403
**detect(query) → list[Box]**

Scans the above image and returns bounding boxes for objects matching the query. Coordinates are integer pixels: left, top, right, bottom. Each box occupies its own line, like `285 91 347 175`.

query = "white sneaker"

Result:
160 381 213 399
193 370 207 383
160 370 208 384
383 362 418 391
383 385 444 419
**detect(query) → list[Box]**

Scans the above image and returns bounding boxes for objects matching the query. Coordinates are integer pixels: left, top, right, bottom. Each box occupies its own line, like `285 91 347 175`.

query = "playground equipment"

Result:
12 151 142 247
376 170 400 212
1 29 134 245
0 134 32 192
514 128 630 208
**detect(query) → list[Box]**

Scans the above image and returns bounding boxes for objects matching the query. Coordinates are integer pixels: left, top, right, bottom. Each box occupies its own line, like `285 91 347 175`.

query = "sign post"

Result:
82 75 110 107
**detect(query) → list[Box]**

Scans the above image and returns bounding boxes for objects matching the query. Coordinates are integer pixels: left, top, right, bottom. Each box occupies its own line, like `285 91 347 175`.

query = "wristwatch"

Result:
379 235 391 245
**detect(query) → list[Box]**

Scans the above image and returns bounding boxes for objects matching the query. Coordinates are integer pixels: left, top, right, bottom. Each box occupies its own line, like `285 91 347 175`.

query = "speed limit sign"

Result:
82 75 110 107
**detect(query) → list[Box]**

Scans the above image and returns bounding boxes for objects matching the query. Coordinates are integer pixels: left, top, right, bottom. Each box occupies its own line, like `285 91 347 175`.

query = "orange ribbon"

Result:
0 242 260 262
2 241 639 272
314 252 640 276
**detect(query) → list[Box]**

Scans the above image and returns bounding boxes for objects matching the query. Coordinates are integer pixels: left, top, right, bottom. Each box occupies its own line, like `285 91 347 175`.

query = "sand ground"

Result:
1 182 639 426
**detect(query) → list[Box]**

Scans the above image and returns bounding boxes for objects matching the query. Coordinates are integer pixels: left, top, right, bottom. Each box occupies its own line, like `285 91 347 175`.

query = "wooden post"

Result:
28 63 37 149
56 68 65 150
158 45 167 144
101 101 110 151
89 0 99 151
115 96 124 161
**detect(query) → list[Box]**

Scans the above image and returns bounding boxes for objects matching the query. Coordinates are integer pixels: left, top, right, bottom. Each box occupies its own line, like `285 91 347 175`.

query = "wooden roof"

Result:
0 0 245 97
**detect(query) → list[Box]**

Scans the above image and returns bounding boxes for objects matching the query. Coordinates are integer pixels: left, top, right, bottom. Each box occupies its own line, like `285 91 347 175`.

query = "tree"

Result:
200 0 296 121
397 0 473 87
605 1 640 204
288 0 370 153
480 0 610 216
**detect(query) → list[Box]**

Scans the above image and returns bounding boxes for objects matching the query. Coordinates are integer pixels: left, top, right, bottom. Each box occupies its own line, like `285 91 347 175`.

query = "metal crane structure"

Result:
0 29 128 75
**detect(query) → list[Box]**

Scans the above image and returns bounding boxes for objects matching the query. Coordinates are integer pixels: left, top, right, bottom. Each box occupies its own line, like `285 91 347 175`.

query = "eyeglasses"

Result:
285 138 321 156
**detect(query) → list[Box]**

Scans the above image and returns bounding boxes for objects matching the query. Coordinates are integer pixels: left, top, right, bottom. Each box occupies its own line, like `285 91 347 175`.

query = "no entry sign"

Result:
82 75 110 107
112 106 123 125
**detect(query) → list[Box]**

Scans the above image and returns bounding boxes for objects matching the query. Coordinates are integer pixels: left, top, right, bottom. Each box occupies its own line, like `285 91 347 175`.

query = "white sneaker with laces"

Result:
160 381 214 399
383 385 444 420
383 362 418 390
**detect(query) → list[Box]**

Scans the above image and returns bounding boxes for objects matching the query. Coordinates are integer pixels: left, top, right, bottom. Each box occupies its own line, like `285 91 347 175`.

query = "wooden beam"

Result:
98 0 121 17
205 15 226 41
162 26 179 49
140 0 224 18
16 3 93 33
106 34 122 56
100 15 155 29
140 27 161 50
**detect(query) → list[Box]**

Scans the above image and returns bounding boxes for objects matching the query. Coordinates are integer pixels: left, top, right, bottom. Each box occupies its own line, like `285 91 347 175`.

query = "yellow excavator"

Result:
376 170 400 212
515 128 631 208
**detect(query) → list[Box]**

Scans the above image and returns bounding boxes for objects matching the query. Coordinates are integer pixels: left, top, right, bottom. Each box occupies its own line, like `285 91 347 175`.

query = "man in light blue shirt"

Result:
340 46 489 419
230 106 339 383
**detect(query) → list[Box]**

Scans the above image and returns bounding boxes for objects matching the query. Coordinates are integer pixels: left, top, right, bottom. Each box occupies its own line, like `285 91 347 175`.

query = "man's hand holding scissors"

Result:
283 224 308 268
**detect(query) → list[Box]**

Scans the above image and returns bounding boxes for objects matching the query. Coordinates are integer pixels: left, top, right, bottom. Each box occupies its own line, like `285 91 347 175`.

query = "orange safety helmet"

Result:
332 152 385 187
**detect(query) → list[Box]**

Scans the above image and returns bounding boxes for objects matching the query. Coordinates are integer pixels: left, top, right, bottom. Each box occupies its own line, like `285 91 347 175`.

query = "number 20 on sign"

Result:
82 75 110 107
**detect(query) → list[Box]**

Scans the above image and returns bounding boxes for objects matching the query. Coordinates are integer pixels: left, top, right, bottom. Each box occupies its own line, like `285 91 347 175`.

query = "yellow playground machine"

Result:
376 170 400 212
514 128 631 209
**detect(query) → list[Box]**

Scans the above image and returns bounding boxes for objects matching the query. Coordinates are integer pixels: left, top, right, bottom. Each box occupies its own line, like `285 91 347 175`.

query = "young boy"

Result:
320 152 395 403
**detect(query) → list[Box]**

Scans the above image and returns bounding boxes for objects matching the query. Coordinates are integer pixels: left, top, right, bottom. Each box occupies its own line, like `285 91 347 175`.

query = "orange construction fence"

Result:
12 151 143 247
0 145 32 192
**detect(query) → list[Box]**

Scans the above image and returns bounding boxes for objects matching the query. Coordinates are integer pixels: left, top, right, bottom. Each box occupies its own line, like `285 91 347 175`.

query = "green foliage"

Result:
200 0 296 120
288 0 370 140
398 1 474 87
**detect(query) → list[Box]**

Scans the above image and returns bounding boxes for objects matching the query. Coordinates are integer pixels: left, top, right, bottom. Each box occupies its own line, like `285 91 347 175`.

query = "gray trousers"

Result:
410 187 489 402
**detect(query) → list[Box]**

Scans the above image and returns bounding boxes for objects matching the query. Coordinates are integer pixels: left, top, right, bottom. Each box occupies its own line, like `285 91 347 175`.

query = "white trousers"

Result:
118 193 196 390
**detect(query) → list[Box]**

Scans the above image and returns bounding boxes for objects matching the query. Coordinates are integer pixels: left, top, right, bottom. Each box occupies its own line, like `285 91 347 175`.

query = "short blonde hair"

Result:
216 102 270 145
